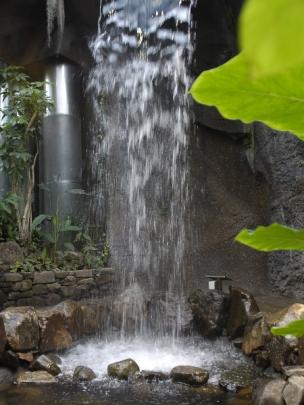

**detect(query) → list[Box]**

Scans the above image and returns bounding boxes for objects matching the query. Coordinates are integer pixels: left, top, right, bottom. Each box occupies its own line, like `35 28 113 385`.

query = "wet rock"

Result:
266 336 292 372
227 287 260 339
192 384 223 396
252 378 286 405
189 290 229 338
219 365 257 393
33 271 55 284
16 370 57 384
282 366 304 378
0 317 6 353
17 352 34 364
73 366 96 382
0 306 39 351
47 354 62 366
282 375 304 405
0 241 23 271
30 355 61 376
0 367 15 384
36 307 72 352
170 365 209 386
108 358 140 380
233 338 243 349
141 370 169 382
0 350 19 369
242 313 271 356
254 350 270 369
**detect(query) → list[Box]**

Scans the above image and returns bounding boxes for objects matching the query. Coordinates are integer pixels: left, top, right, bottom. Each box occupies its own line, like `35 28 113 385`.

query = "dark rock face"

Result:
0 242 23 272
0 350 19 369
73 366 96 382
170 365 209 386
36 308 73 353
0 367 15 384
108 359 140 380
189 290 229 337
227 287 260 339
30 355 61 376
141 370 169 382
1 306 39 352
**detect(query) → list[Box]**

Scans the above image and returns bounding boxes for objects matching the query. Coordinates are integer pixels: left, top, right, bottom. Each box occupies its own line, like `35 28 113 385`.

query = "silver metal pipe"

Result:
40 60 83 221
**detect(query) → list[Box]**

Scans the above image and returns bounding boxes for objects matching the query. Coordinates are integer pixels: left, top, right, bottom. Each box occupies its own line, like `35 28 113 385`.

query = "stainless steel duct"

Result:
0 88 9 198
40 60 83 221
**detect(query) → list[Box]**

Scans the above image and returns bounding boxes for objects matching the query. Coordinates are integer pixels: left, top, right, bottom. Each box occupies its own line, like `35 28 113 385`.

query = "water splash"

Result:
87 0 193 338
46 0 65 48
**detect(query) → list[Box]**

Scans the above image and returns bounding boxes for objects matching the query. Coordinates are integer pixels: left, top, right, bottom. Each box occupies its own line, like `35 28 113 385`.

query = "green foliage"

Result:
0 66 52 243
10 249 55 273
0 193 19 241
271 320 304 338
240 0 304 77
235 224 304 252
190 54 304 141
75 231 110 269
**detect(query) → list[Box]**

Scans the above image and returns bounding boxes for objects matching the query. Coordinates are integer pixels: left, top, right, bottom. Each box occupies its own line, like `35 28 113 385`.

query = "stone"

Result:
0 306 39 351
16 371 57 384
219 365 257 393
170 366 209 386
17 352 34 363
75 269 92 278
13 279 32 292
36 307 73 352
32 284 47 295
233 338 243 349
242 313 271 356
0 317 6 353
77 278 94 286
266 336 292 372
8 291 33 300
254 350 270 369
252 378 286 405
0 350 19 369
94 269 113 285
108 358 140 380
30 355 61 376
54 270 70 279
0 242 23 271
128 371 145 384
73 366 96 382
282 375 304 405
282 366 304 379
47 354 62 365
45 294 61 306
33 271 55 285
2 273 23 282
141 370 169 382
189 290 229 338
54 300 85 340
226 287 260 339
61 286 76 298
47 283 61 292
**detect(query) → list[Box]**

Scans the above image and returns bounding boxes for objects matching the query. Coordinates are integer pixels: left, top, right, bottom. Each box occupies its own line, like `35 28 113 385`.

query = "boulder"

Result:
0 241 23 271
17 352 34 364
73 366 96 382
242 313 271 356
282 375 304 405
30 355 61 376
16 371 57 384
189 290 229 337
252 378 286 405
47 354 62 365
170 365 209 386
0 306 39 352
219 365 257 393
282 366 304 379
108 358 140 380
36 307 72 352
141 370 169 382
226 287 259 339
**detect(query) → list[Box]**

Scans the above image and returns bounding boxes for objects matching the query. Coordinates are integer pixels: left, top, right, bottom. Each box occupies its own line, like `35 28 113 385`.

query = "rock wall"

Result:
0 269 114 309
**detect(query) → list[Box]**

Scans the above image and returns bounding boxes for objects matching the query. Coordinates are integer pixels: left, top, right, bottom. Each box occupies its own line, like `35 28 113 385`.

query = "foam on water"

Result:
60 336 250 384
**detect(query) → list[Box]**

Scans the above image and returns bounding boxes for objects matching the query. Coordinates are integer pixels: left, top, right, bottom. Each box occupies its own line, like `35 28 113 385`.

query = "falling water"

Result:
87 0 192 338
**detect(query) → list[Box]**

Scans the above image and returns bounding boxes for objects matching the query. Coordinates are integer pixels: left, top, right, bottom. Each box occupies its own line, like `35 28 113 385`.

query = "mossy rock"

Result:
107 358 140 380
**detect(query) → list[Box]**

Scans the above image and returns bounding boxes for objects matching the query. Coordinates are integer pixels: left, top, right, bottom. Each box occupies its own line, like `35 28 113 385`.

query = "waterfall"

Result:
46 0 65 48
87 0 193 338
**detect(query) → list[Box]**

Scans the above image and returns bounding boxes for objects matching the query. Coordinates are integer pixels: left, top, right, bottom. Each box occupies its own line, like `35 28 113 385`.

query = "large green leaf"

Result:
190 54 304 140
240 0 304 77
272 320 304 338
235 223 304 252
32 214 51 229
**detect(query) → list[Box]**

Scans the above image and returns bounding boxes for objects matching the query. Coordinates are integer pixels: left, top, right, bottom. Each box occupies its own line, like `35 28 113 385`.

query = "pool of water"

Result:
0 337 256 405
